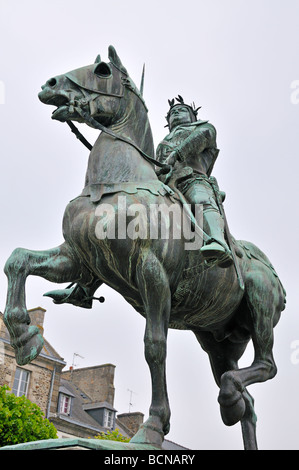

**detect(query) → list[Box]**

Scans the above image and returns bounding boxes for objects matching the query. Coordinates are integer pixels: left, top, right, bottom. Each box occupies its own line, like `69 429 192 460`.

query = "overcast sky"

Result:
0 0 299 450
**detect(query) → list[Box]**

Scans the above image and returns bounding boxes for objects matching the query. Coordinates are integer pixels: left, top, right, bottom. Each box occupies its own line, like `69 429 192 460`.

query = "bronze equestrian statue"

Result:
3 46 286 450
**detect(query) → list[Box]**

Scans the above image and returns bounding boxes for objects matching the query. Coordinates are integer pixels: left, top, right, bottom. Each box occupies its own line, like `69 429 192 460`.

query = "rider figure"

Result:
156 96 232 267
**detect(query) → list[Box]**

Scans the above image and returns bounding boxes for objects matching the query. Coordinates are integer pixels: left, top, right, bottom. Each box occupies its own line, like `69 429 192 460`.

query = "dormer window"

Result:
59 393 72 415
83 401 116 429
104 409 114 429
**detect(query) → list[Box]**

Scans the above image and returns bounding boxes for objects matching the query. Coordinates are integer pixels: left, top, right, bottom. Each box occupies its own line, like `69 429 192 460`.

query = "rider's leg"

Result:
200 206 231 260
182 179 232 264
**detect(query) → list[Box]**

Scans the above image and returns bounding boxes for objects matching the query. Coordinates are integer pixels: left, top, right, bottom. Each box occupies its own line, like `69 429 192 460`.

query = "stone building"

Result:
0 307 65 418
50 364 145 440
0 307 186 450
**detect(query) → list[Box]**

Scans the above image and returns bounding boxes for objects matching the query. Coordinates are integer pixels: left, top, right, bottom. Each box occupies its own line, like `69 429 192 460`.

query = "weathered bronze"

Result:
156 96 233 267
3 46 286 450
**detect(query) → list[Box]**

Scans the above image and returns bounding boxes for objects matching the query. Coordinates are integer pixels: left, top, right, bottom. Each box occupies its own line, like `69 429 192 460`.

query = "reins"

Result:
66 106 169 170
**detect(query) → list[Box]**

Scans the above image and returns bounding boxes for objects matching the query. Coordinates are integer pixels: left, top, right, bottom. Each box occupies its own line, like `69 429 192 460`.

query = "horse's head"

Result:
38 45 144 129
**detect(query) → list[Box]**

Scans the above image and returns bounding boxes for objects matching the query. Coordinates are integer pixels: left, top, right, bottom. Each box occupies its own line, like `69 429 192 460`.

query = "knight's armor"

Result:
156 97 232 266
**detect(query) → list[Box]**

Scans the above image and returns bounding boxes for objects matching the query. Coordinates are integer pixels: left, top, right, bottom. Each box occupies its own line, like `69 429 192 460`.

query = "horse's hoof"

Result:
13 326 44 365
219 393 246 426
130 416 164 448
218 372 246 426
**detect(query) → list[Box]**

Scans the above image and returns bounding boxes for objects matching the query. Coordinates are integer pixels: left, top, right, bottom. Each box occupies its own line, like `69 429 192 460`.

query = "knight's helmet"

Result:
165 95 201 127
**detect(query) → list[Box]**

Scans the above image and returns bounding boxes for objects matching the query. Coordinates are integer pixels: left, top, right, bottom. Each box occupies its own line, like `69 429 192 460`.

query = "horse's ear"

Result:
108 45 127 74
94 54 101 64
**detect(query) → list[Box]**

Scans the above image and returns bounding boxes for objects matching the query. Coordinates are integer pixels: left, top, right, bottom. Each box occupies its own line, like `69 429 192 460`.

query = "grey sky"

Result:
0 0 298 449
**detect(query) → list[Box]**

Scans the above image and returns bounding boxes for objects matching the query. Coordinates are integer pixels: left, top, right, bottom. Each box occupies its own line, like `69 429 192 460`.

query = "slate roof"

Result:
57 378 188 449
56 378 107 433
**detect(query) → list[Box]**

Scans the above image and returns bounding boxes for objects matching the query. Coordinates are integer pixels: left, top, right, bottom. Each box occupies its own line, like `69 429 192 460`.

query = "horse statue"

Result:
3 46 286 450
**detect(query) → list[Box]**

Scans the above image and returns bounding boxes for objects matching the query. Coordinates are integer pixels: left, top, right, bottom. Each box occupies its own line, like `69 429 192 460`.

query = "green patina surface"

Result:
0 438 160 451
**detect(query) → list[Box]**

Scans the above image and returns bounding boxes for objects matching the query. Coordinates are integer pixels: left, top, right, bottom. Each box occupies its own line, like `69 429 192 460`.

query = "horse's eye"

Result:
94 62 111 77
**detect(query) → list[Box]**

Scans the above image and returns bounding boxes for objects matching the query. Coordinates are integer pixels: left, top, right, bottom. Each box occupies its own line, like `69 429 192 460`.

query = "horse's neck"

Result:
85 97 156 185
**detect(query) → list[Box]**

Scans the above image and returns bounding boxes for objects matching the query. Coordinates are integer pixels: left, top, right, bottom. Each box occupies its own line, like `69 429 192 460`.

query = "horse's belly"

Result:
63 195 243 330
171 263 243 329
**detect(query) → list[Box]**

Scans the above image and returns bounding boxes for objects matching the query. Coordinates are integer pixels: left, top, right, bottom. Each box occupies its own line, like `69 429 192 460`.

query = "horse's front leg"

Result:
130 253 171 448
217 269 284 438
4 243 81 365
194 329 258 450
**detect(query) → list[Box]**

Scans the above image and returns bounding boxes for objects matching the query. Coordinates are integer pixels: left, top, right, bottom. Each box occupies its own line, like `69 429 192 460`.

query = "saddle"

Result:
76 180 177 204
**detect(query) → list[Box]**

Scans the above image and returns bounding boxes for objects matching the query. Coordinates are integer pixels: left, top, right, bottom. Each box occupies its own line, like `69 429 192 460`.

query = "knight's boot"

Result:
44 283 104 308
200 210 233 267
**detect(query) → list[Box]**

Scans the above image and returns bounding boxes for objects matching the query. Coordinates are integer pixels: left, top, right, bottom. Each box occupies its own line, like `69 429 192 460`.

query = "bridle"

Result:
66 99 169 172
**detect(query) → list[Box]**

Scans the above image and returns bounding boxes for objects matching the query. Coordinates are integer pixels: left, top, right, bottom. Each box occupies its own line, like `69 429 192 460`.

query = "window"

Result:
59 394 71 415
104 409 114 429
12 368 30 397
0 340 4 365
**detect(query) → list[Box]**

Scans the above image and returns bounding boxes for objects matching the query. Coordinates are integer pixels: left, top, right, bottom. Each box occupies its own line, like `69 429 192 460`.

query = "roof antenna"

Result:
70 352 84 380
127 388 137 413
72 352 84 368
140 64 145 96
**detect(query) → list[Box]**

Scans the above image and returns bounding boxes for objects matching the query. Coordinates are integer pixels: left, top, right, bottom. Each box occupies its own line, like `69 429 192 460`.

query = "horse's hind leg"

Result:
194 330 257 449
4 243 81 365
130 252 171 448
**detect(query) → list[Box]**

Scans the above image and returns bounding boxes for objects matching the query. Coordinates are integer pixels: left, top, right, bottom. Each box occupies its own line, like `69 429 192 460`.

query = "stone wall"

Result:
0 347 15 391
0 342 62 415
0 310 64 417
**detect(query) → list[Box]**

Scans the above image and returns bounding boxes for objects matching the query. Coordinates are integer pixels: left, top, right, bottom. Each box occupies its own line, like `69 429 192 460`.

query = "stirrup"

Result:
218 252 233 268
201 241 226 257
43 286 93 308
200 240 233 268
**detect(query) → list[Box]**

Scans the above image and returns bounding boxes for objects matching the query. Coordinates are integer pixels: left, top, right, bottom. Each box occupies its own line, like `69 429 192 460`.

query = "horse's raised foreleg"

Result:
216 268 285 447
130 252 171 448
194 329 258 449
4 243 81 365
217 329 277 430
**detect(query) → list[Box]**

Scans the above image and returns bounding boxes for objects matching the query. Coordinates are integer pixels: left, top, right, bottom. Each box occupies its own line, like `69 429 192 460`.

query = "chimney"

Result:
28 307 46 334
117 412 144 435
62 364 116 406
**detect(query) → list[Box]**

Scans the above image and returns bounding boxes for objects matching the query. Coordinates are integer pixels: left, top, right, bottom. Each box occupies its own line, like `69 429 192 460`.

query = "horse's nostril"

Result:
48 78 57 87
